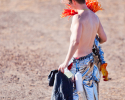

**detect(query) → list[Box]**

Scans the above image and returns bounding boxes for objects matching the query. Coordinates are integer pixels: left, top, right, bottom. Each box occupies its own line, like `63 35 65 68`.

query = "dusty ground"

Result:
0 0 125 100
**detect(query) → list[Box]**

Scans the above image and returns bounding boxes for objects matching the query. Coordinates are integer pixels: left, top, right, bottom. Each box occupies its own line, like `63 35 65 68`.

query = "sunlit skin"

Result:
58 0 107 73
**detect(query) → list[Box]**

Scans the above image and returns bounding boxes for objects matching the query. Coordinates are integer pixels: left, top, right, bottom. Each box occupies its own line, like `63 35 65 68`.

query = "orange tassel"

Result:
100 63 108 81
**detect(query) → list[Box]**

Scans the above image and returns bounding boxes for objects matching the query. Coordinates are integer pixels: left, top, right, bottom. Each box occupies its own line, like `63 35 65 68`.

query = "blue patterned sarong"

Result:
68 53 100 100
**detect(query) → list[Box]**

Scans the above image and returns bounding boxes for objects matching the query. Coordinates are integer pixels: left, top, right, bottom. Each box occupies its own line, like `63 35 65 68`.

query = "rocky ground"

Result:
0 0 125 100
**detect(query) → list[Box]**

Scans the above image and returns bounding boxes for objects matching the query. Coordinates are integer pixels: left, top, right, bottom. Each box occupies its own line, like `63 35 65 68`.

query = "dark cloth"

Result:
50 71 73 100
48 70 58 86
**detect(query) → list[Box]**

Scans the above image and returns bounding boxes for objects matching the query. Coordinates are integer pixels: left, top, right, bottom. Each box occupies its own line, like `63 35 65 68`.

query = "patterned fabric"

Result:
68 53 100 100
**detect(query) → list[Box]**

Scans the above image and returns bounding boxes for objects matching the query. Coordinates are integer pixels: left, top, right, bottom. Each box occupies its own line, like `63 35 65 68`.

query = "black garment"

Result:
50 71 73 100
48 70 58 86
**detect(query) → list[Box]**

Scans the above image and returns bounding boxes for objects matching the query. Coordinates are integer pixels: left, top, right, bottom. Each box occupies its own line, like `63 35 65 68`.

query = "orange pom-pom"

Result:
86 0 103 13
60 4 78 20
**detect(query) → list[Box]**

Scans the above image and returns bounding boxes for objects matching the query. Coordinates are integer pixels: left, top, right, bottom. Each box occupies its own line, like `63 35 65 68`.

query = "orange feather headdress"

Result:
61 0 103 19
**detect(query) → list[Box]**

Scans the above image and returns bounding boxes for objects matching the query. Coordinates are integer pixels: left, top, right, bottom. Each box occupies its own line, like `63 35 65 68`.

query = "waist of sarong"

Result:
73 53 93 63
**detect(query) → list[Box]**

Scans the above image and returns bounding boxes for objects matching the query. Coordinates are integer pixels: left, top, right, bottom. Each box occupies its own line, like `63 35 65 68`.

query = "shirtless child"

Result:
58 0 107 99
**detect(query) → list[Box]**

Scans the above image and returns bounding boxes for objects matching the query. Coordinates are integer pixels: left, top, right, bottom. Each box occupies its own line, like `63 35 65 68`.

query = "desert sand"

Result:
0 0 125 100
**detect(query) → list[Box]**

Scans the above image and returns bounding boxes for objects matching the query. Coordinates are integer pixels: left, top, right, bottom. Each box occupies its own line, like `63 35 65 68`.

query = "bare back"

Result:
70 10 99 58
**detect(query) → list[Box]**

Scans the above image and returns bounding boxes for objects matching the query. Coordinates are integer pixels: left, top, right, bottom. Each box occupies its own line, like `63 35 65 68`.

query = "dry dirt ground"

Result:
0 0 125 100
